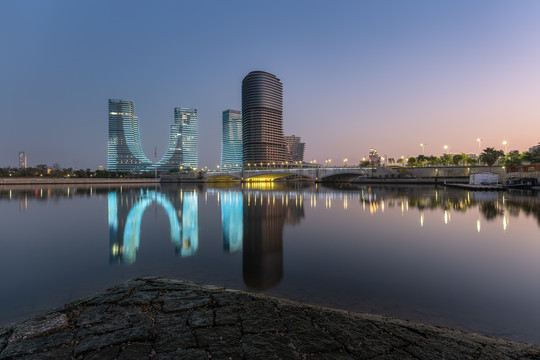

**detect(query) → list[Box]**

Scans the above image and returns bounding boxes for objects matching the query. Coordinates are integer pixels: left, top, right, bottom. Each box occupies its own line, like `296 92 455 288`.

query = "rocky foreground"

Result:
1 277 539 359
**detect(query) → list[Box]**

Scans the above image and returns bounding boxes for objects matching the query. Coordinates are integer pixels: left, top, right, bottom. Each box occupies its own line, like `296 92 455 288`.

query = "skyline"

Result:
2 0 540 169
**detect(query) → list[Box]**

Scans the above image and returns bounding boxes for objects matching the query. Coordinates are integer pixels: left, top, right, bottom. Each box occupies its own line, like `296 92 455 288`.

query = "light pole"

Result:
502 140 508 153
476 138 483 154
443 145 450 154
420 143 426 155
343 157 348 167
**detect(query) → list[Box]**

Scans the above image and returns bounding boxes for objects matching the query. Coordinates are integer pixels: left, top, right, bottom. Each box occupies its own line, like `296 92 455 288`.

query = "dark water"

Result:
1 183 540 343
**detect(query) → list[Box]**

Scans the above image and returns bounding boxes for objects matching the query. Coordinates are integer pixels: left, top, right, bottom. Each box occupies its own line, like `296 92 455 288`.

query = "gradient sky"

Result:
1 0 540 169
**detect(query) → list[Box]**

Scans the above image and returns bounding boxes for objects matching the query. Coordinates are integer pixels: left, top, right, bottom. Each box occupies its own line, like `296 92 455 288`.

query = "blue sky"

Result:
1 0 540 169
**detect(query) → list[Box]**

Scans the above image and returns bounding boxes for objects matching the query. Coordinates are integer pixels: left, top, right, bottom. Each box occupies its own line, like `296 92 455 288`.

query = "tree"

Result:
388 158 395 164
452 153 467 166
407 157 417 167
397 158 404 165
416 154 428 166
359 160 371 167
465 156 478 166
479 148 504 167
440 154 452 166
522 147 540 164
503 150 523 167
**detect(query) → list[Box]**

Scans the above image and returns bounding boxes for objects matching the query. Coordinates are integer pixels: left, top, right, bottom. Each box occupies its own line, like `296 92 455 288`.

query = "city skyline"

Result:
2 1 540 169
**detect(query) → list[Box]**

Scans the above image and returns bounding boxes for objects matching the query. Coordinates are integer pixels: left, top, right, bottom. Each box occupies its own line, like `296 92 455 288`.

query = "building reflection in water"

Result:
108 189 198 263
220 191 243 253
241 190 305 290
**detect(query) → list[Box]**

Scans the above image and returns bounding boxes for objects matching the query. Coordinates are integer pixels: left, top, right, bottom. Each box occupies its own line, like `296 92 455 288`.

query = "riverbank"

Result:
1 277 539 359
0 178 160 185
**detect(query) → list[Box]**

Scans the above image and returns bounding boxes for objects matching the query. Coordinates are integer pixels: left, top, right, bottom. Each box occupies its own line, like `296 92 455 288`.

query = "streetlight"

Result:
420 143 426 155
476 138 483 154
343 157 348 167
502 140 508 153
443 145 450 154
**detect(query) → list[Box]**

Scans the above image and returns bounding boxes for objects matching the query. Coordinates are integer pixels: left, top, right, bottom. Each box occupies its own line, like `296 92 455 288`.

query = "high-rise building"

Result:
368 148 380 164
156 109 184 172
177 108 198 170
242 71 291 166
108 99 153 172
284 135 305 163
221 110 242 170
18 152 27 169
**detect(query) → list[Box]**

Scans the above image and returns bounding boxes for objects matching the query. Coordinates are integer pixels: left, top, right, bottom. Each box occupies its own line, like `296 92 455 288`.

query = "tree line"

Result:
361 146 540 168
0 164 155 178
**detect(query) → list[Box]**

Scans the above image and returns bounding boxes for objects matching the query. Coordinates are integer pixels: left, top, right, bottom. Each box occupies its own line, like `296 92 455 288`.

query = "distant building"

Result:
18 152 26 169
242 71 291 166
368 148 380 164
284 135 305 163
107 99 153 172
529 144 540 153
221 110 242 170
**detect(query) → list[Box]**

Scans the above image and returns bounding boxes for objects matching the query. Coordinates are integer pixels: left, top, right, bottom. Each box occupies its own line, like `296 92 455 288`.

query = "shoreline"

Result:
0 178 161 185
1 277 539 359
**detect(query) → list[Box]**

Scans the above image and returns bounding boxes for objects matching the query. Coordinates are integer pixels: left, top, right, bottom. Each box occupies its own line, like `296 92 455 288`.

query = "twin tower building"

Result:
108 71 305 173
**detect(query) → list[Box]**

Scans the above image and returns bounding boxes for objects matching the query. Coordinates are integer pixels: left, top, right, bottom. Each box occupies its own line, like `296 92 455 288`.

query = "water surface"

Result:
1 183 539 343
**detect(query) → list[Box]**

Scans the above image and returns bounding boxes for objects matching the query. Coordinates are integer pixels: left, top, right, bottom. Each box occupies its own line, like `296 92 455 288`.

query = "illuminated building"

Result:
368 148 380 165
108 100 198 172
284 135 305 163
177 108 198 170
155 108 184 172
221 110 242 170
242 71 291 165
107 99 153 172
18 152 26 169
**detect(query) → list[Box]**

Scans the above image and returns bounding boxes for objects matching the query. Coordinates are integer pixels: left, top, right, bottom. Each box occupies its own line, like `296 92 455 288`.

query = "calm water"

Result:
1 183 540 343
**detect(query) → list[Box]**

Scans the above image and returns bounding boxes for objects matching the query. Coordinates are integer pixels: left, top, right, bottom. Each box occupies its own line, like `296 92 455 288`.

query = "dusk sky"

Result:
1 0 540 169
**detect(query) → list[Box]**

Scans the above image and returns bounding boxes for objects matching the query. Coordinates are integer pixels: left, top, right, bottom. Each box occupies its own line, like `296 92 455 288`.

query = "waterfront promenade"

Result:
1 277 539 359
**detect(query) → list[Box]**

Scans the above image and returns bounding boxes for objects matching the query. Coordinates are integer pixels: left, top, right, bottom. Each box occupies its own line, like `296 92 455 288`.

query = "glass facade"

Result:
221 109 242 170
155 111 183 172
177 108 198 170
108 99 197 172
107 99 153 172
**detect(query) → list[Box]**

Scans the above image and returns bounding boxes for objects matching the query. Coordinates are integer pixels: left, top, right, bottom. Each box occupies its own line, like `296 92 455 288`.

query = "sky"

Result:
1 0 540 169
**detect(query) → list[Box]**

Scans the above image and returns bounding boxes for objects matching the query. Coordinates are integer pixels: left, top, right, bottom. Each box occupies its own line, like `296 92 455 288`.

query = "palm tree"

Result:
479 148 504 167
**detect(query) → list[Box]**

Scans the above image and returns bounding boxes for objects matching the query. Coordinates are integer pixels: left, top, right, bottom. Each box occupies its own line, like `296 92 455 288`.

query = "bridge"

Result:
202 166 396 182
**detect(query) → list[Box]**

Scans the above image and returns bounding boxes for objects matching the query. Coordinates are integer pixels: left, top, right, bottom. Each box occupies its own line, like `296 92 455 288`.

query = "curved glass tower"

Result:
155 110 183 172
108 99 153 172
242 71 291 166
108 100 198 173
221 109 242 170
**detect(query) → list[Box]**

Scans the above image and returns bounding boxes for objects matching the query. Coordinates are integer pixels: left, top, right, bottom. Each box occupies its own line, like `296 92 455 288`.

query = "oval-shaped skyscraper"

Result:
242 71 291 166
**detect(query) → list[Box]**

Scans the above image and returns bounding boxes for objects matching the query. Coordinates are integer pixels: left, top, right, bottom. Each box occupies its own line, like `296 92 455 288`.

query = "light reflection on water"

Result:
1 183 540 343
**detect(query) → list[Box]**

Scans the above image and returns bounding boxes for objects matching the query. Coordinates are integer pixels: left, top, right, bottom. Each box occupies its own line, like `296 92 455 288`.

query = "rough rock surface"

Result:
1 277 539 359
